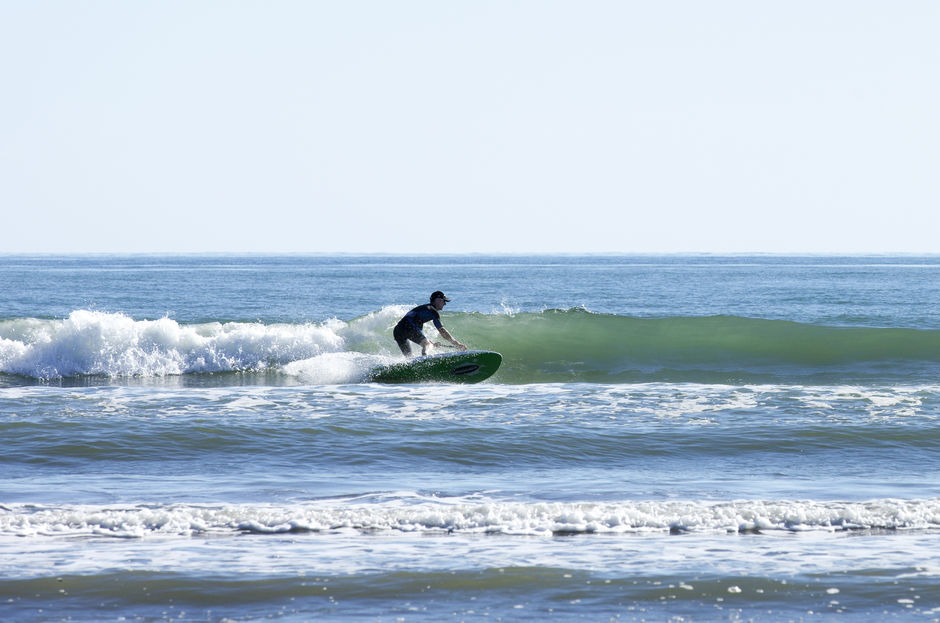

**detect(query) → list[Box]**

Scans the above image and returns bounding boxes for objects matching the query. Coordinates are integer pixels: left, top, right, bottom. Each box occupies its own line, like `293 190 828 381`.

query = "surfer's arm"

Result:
436 327 466 351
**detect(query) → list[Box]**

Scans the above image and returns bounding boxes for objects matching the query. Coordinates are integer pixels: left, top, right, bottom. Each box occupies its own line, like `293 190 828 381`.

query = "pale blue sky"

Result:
1 1 938 253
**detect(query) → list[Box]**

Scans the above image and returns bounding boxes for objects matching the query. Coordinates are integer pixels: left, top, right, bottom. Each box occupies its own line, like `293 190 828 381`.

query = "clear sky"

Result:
1 1 938 254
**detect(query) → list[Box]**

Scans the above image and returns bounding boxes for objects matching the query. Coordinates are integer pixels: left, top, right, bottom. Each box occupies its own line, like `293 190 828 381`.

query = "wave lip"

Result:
4 498 938 539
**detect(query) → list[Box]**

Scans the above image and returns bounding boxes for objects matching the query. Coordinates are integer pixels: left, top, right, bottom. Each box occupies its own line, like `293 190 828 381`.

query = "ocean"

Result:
1 254 938 622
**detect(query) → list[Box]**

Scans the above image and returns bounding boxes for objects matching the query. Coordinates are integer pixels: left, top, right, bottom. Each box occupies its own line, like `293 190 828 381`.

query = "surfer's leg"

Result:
393 324 413 356
394 323 428 357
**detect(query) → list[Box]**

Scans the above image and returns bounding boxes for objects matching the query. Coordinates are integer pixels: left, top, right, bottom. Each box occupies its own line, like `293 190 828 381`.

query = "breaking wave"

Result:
1 308 938 384
3 497 938 538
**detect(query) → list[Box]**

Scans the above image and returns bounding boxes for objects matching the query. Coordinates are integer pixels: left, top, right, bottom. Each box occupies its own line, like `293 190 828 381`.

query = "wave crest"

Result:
0 310 347 380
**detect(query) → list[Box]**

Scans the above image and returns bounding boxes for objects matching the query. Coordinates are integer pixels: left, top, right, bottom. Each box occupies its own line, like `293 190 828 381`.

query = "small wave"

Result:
3 498 938 538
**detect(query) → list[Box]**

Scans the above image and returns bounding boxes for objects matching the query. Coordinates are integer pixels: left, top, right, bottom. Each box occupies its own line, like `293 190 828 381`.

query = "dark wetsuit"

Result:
394 304 443 356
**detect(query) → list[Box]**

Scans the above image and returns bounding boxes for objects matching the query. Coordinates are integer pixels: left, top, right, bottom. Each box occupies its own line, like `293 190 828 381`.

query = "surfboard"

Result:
370 350 502 384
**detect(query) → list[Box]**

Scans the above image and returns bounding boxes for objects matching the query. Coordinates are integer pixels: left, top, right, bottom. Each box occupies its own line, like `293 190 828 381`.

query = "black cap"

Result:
430 291 450 302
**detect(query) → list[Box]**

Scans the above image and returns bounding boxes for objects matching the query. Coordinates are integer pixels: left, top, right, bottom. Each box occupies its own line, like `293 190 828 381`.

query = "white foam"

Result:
3 498 938 538
281 352 391 385
342 305 407 352
0 310 348 379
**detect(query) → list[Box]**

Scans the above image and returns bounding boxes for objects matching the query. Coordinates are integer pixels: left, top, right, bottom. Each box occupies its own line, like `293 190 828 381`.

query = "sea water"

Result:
1 254 938 622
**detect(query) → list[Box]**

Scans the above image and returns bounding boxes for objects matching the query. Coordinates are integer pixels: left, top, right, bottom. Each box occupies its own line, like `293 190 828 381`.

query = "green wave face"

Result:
447 309 940 384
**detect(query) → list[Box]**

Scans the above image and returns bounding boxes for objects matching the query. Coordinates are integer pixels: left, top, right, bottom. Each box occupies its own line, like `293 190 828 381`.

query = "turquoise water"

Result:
1 255 939 621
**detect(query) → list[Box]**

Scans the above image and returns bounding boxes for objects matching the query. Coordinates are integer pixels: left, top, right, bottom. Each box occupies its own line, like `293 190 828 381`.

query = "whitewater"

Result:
1 254 939 622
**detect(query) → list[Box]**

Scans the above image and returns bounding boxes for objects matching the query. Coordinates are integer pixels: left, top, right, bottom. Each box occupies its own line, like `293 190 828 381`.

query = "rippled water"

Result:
1 255 938 621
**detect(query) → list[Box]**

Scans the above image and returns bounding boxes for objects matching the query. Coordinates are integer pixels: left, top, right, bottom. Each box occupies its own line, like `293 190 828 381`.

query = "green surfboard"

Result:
370 350 502 384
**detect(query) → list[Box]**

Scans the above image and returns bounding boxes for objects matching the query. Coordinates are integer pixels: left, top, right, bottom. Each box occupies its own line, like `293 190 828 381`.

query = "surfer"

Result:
394 291 467 357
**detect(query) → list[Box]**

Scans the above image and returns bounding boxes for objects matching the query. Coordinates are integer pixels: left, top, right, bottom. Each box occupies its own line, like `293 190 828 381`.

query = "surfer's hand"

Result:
456 342 467 351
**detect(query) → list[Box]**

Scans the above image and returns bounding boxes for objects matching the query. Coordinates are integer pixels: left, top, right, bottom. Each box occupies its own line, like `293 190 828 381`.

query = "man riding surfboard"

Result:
393 291 467 357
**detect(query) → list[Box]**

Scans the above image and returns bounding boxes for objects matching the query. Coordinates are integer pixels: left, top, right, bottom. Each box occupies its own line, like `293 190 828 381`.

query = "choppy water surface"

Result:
1 255 938 621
